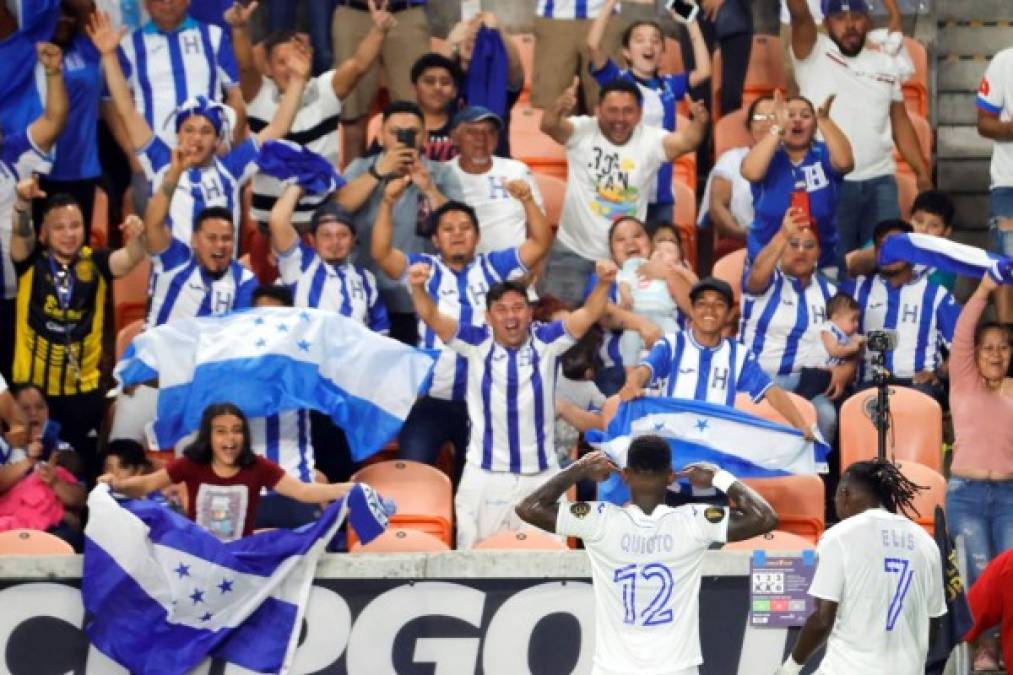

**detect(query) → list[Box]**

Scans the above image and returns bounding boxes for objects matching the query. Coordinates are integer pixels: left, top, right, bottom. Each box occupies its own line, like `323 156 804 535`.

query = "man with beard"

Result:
540 78 707 304
787 0 931 268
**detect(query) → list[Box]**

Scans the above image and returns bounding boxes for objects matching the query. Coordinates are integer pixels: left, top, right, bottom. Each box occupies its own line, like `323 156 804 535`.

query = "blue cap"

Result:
451 105 503 130
822 0 870 15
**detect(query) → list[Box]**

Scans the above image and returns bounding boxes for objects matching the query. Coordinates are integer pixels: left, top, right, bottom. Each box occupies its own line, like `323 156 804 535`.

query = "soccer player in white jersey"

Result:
839 219 959 406
778 459 946 675
142 148 257 327
515 436 778 675
373 173 552 470
88 10 308 248
408 259 615 548
269 184 388 333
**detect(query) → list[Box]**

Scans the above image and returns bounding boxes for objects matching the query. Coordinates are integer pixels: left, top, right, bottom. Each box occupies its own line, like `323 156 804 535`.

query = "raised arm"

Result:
108 215 148 277
586 0 618 71
144 147 196 254
507 179 553 269
681 17 712 88
29 43 69 153
662 98 708 161
817 95 854 175
564 261 618 339
88 11 152 151
273 474 353 503
10 178 44 264
950 273 996 386
407 262 458 343
98 468 173 499
540 77 579 145
890 102 931 191
678 462 779 541
786 0 819 61
223 1 262 102
763 385 816 440
332 0 394 99
977 106 1013 142
745 208 807 295
741 90 788 182
515 451 616 532
370 175 412 279
267 183 303 253
254 42 311 143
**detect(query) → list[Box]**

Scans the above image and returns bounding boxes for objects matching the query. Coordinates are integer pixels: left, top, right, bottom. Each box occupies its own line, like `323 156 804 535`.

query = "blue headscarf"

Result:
168 96 230 137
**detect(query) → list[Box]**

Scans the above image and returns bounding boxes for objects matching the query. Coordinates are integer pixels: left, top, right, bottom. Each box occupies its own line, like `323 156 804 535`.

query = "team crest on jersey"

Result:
570 502 591 519
704 507 725 523
74 259 94 283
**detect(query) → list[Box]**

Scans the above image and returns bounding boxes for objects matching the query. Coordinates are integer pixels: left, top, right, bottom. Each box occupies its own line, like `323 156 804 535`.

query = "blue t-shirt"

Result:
50 35 102 180
591 58 688 206
749 141 843 268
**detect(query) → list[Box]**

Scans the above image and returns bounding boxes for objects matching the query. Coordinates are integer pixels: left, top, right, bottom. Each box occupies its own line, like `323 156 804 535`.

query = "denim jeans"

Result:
945 477 1013 588
268 0 337 75
398 396 470 474
989 187 1013 256
834 175 900 268
773 373 839 446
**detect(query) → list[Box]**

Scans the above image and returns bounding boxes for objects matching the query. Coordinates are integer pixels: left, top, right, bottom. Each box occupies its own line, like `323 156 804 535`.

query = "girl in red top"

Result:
99 403 353 540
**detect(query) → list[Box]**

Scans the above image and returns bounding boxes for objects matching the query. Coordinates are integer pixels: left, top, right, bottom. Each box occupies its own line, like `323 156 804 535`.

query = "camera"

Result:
866 329 898 353
394 128 417 149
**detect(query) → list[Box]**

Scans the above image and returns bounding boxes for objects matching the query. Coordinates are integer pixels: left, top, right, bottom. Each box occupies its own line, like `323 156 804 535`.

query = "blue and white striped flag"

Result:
879 232 1010 281
114 307 436 457
586 397 830 504
83 482 390 675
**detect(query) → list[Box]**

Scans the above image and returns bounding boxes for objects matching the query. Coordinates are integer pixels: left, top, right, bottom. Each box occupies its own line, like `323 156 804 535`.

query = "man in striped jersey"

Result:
268 183 388 333
408 259 616 548
1 43 68 382
88 9 307 250
372 173 552 471
142 147 257 327
739 207 851 443
839 219 960 406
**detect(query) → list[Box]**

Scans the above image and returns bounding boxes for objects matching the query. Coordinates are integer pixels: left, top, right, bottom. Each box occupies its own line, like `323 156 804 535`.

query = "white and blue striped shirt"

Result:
449 320 576 474
147 238 257 327
277 242 389 333
1 130 51 300
641 331 774 405
840 274 960 382
248 410 313 483
739 268 836 377
117 16 239 147
138 136 258 252
536 0 607 19
406 248 527 400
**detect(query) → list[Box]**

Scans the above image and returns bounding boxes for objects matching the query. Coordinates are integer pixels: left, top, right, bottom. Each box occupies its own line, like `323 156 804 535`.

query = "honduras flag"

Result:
879 232 1011 282
83 482 390 675
114 307 436 457
587 397 830 505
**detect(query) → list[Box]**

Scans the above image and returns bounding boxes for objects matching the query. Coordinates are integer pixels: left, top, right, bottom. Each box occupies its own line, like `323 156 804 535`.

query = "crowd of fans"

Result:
0 0 1010 665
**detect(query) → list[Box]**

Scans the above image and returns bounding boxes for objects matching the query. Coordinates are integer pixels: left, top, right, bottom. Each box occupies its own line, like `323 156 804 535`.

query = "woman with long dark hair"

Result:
98 403 353 541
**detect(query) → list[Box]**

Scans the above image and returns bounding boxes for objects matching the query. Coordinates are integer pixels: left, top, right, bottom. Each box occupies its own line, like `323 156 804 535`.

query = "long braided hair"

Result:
843 460 926 519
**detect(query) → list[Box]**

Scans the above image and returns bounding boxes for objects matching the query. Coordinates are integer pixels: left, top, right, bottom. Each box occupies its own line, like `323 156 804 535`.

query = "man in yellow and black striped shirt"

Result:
10 185 146 479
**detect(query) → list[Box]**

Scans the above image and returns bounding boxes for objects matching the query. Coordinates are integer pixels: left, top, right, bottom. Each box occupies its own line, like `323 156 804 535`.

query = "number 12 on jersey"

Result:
613 563 675 626
884 557 914 631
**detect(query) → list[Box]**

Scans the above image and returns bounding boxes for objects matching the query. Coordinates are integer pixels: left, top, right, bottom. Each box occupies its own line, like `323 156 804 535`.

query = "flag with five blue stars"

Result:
114 307 436 458
587 397 830 505
83 482 391 674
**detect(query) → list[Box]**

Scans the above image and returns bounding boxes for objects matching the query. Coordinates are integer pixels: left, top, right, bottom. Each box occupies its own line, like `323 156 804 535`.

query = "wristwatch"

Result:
368 162 385 181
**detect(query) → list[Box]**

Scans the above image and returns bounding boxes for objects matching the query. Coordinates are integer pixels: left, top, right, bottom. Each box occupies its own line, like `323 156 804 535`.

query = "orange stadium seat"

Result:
897 171 917 220
735 391 818 429
674 219 698 273
347 460 453 547
532 172 566 230
712 35 786 120
674 113 697 191
0 529 75 555
661 37 685 76
91 187 108 249
724 529 814 552
366 112 383 148
902 37 929 117
896 460 946 536
741 475 826 544
511 103 567 180
894 113 932 176
713 108 752 160
115 319 145 361
350 528 450 553
113 257 150 332
474 529 568 550
711 248 747 304
672 179 697 228
839 386 943 473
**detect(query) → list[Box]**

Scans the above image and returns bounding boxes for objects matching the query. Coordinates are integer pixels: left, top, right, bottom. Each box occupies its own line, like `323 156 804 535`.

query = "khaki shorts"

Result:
332 6 431 120
531 14 623 112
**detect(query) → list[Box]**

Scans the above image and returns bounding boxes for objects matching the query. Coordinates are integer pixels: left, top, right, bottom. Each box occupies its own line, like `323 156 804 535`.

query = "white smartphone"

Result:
666 0 700 22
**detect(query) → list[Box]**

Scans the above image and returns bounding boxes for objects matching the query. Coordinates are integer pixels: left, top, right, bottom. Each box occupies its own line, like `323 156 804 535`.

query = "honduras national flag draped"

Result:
83 482 390 674
879 232 1012 282
587 397 830 505
114 307 436 457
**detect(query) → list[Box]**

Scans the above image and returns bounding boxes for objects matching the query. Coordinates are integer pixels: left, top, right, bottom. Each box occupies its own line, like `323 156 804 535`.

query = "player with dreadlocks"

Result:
776 460 948 675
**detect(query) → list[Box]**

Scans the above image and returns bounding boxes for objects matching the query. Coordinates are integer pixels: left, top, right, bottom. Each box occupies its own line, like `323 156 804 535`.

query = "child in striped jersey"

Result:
796 292 863 399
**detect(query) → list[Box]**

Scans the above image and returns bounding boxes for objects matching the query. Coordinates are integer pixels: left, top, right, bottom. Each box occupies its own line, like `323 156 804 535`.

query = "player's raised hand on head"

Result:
575 451 618 482
676 462 721 488
407 262 432 289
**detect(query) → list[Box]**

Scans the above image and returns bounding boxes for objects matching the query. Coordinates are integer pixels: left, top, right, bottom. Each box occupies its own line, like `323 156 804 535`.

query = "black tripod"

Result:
868 350 892 461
